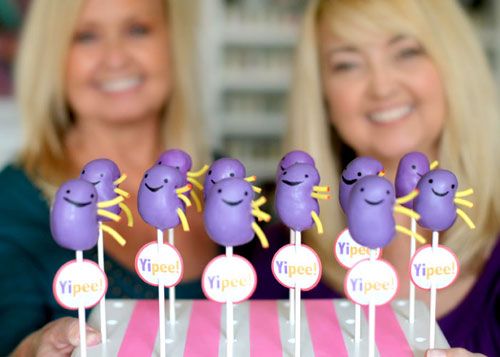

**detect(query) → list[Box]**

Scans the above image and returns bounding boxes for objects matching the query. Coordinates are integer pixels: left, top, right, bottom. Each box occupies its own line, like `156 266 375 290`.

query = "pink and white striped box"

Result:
74 299 448 356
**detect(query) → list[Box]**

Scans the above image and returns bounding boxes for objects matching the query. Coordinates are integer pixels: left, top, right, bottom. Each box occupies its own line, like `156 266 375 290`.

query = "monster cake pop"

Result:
276 150 315 181
412 168 475 349
203 177 270 357
137 164 192 357
157 149 208 212
51 179 126 357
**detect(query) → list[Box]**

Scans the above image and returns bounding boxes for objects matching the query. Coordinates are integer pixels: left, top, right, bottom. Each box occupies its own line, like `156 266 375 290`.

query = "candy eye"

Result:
176 166 180 170
90 194 95 199
357 172 362 177
360 187 364 192
244 191 248 196
158 161 162 165
81 170 85 175
66 189 71 194
428 179 433 184
100 173 104 177
411 165 416 170
305 174 309 178
218 189 222 193
164 178 169 183
283 171 287 175
144 173 149 178
451 184 455 189
386 190 390 195
230 172 235 177
208 170 212 175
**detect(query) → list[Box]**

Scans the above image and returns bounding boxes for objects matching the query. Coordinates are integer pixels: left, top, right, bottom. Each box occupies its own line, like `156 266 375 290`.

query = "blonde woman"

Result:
0 0 217 355
253 0 499 356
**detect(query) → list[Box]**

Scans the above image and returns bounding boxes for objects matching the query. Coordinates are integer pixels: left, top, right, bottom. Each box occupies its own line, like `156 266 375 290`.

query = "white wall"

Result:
0 97 22 168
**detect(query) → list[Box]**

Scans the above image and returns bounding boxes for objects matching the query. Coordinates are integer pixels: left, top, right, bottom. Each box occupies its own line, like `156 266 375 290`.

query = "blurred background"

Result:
0 0 496 180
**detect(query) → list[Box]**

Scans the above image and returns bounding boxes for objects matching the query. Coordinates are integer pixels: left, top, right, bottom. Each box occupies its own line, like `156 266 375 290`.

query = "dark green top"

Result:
0 164 204 355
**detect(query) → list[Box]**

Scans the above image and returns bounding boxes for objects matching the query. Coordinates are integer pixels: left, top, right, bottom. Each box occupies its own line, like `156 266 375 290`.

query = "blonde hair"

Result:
15 0 206 197
288 0 500 291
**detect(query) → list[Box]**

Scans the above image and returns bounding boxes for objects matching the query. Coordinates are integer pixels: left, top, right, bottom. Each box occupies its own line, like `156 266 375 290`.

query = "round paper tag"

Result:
53 259 107 310
135 242 184 287
271 244 322 291
202 255 256 303
334 228 382 269
410 245 459 290
344 259 398 306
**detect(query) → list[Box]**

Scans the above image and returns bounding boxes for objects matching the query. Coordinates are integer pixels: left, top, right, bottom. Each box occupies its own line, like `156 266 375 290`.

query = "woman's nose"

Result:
102 38 130 69
367 63 398 99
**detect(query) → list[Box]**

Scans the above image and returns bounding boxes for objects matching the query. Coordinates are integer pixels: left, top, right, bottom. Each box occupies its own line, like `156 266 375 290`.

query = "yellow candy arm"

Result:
114 187 131 198
113 173 127 186
187 177 204 191
311 192 331 200
101 224 126 246
251 196 267 209
378 170 385 177
313 185 330 193
178 193 192 207
396 189 419 205
252 185 262 194
457 208 476 229
97 209 121 222
176 184 192 195
177 208 190 231
252 209 271 222
244 175 257 183
252 222 269 248
97 195 124 208
396 225 426 244
394 205 420 220
118 202 134 227
454 198 473 208
430 160 439 170
456 188 474 198
187 164 209 178
190 190 202 212
311 211 324 234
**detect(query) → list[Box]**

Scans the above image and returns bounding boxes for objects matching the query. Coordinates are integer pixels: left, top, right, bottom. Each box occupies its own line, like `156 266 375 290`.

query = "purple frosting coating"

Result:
157 149 192 181
346 176 396 249
395 152 430 209
339 156 384 213
50 179 99 251
137 165 186 230
204 178 256 247
275 163 320 231
80 158 122 218
414 169 458 231
203 158 246 199
276 150 315 181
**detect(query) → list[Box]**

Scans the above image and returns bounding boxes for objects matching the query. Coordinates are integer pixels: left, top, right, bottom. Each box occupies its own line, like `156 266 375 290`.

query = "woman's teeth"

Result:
101 77 142 92
368 106 413 123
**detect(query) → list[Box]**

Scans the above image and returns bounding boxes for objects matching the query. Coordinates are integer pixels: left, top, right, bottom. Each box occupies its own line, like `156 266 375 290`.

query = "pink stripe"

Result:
363 305 413 356
184 300 221 356
305 300 349 357
118 300 159 357
250 300 282 356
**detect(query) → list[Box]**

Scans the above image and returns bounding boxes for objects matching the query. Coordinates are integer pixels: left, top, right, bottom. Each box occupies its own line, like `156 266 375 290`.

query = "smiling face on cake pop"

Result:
276 150 315 180
157 149 192 176
339 157 384 212
395 152 430 208
204 158 246 197
80 159 120 187
414 169 458 231
50 179 99 251
280 163 320 190
346 176 396 249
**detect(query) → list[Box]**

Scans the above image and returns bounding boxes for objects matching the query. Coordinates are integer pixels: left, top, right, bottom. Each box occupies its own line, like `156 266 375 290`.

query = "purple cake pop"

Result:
413 169 459 231
395 152 431 209
339 157 384 213
157 149 192 179
275 163 323 232
203 158 247 198
276 150 315 181
346 176 397 249
80 159 122 217
50 179 99 251
138 165 189 231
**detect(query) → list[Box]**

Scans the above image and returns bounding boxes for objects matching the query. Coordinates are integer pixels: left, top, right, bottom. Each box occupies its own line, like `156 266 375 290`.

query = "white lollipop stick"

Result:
168 228 176 325
294 230 301 357
226 246 234 357
289 229 295 326
76 250 87 357
355 303 361 343
97 222 107 342
368 249 377 357
429 230 439 349
409 217 417 324
157 229 166 357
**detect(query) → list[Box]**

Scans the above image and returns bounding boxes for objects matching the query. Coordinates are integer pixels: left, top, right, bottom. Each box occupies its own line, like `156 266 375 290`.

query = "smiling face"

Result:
349 176 395 212
57 179 98 211
80 158 120 186
417 169 457 201
318 21 446 162
395 151 430 204
280 163 320 190
276 150 315 180
66 0 171 125
211 178 253 208
204 158 246 195
141 164 183 194
157 149 192 175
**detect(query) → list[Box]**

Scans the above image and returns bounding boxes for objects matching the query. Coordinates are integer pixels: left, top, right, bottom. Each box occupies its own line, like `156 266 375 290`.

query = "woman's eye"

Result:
397 46 424 60
129 24 150 37
74 30 97 44
331 61 359 72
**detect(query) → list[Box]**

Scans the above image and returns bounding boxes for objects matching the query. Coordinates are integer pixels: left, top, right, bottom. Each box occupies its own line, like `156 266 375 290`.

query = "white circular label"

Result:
334 228 382 269
344 259 398 306
410 245 459 290
271 244 322 291
135 242 184 287
53 260 107 310
202 255 256 303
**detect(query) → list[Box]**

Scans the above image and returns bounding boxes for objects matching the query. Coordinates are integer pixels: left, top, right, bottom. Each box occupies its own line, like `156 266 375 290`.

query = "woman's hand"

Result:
11 317 100 356
426 348 486 357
